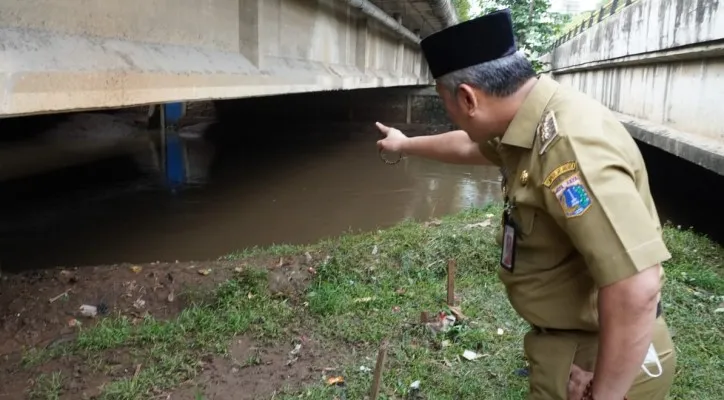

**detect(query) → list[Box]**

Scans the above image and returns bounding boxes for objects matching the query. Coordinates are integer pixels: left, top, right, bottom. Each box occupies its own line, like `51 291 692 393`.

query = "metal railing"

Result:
550 0 640 50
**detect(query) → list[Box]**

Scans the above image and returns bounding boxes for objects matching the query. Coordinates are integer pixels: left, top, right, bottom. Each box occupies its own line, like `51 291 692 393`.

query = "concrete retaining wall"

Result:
540 0 724 175
0 0 430 117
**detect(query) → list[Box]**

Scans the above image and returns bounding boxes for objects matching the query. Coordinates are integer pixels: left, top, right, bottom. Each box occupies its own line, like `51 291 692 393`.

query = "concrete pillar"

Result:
239 0 263 69
394 14 405 76
406 94 412 123
356 18 369 72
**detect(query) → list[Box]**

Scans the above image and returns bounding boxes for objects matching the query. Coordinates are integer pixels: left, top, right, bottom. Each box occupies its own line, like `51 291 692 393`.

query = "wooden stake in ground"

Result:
447 259 457 306
369 339 389 399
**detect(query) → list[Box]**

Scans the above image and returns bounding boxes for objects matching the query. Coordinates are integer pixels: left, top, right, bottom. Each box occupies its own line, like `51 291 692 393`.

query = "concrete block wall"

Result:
540 0 724 175
0 0 431 117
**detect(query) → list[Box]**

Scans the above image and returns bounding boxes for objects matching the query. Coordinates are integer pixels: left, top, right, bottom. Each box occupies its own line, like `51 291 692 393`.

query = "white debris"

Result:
79 304 98 317
462 350 483 361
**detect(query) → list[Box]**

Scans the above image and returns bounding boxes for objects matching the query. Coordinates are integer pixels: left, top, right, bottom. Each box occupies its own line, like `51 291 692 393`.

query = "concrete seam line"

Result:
341 0 421 44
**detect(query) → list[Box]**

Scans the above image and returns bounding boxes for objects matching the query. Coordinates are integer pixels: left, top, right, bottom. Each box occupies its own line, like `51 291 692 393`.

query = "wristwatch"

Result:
582 381 628 400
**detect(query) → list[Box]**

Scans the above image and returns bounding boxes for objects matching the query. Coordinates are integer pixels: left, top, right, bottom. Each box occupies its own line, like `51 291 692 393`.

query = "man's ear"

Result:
456 84 478 116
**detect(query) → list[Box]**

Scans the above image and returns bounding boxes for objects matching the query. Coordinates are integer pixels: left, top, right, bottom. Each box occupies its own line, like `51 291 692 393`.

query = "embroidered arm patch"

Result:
543 161 577 187
551 172 592 218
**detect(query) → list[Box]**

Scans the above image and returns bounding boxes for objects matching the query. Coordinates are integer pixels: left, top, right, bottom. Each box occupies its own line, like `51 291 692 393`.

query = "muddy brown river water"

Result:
0 119 721 272
0 123 504 271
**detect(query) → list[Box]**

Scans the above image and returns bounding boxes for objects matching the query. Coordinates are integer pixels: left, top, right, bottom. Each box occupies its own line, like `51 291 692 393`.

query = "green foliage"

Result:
452 0 473 21
474 0 572 70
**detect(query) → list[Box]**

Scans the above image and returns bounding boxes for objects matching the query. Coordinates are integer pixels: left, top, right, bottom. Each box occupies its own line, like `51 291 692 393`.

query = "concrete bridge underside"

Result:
0 0 455 117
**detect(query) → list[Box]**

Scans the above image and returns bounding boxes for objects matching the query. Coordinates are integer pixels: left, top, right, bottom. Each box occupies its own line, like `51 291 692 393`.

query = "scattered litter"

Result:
326 376 345 386
287 343 302 366
485 213 494 218
49 289 71 303
359 365 372 373
167 291 175 303
198 269 212 276
133 298 146 309
441 340 451 348
247 292 255 299
448 305 466 321
497 328 505 335
372 245 379 256
462 350 483 361
130 265 142 273
392 306 401 312
234 267 243 273
409 380 422 399
79 304 98 317
304 252 313 263
515 368 530 377
715 307 724 313
465 220 492 229
68 318 81 328
424 219 442 227
133 364 142 379
395 288 406 295
307 267 317 275
354 297 375 303
424 312 456 334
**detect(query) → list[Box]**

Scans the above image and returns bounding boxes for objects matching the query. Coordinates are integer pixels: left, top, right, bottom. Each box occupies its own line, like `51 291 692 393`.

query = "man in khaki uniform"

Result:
375 9 676 400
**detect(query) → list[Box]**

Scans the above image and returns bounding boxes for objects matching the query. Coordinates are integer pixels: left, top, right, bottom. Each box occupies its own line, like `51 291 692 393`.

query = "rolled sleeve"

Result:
540 135 671 287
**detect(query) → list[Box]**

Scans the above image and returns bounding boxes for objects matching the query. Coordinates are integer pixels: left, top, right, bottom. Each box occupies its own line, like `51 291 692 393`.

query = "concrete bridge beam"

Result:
0 0 434 118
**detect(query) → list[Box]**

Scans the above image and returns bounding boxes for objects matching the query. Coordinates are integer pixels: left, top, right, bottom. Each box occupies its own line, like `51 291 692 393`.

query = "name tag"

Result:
500 218 516 272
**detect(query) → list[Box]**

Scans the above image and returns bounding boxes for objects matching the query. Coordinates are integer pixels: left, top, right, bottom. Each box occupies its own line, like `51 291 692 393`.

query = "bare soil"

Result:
0 255 327 399
171 334 335 400
0 261 234 357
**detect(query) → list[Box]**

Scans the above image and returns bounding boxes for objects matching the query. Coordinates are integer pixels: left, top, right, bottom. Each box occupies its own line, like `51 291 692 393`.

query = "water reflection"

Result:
0 123 503 271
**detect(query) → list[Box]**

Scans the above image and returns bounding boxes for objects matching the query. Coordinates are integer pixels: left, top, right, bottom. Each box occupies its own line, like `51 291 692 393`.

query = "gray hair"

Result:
437 52 536 97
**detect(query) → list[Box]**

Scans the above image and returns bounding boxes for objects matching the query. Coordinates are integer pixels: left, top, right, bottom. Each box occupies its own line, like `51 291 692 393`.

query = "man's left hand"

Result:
568 364 594 400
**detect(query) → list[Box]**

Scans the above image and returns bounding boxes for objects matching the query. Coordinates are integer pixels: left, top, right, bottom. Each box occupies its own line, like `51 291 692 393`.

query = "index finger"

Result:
375 122 390 134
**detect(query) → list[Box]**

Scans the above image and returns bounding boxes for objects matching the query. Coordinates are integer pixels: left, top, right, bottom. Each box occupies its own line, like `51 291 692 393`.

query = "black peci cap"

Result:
420 8 517 79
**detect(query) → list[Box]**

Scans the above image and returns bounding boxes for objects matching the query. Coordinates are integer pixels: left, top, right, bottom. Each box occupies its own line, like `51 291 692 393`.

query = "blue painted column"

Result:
161 102 186 189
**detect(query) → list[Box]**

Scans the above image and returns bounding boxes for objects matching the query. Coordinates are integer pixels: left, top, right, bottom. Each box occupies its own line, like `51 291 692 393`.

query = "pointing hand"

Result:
375 122 408 154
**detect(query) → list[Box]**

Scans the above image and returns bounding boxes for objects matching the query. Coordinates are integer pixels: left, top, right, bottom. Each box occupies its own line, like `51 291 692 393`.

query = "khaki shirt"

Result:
480 75 671 331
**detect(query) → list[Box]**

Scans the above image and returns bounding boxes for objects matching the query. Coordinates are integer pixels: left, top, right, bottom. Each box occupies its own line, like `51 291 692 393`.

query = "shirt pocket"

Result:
513 205 536 237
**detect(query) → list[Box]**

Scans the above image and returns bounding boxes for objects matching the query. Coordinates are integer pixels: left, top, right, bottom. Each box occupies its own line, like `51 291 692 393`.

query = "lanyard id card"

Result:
500 210 516 272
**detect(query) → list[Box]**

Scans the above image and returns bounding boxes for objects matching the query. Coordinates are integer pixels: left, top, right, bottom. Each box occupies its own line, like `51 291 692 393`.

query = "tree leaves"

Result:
471 0 572 71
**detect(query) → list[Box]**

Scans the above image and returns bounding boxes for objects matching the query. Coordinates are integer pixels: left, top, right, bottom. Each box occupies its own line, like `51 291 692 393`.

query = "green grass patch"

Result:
18 204 724 399
28 371 64 400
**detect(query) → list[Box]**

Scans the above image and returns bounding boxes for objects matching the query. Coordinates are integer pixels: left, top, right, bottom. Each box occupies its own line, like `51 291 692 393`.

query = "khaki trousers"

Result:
524 317 676 400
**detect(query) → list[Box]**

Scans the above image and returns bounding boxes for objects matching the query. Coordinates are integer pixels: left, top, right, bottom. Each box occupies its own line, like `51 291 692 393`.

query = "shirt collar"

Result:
499 75 559 149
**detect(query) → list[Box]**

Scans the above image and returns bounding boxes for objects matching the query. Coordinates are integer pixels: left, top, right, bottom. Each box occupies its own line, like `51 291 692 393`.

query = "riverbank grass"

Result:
21 204 724 399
